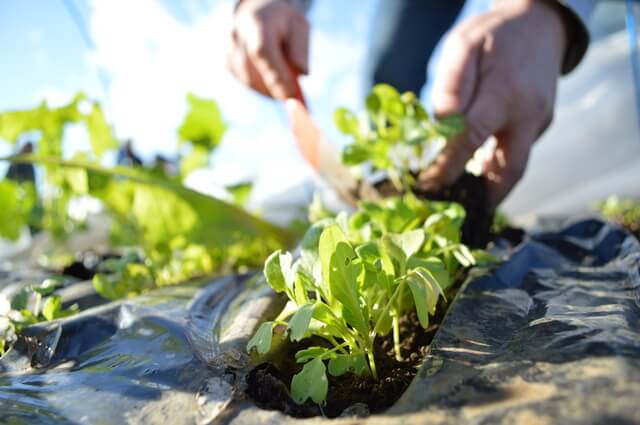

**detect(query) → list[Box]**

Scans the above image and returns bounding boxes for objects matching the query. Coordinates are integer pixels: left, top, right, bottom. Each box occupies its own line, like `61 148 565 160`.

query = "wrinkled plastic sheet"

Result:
1 218 639 424
384 218 640 425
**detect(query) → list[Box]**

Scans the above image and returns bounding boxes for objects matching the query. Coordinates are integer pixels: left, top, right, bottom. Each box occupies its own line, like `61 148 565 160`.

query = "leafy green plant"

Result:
0 94 118 239
334 84 465 191
247 194 477 405
0 93 295 353
0 276 78 355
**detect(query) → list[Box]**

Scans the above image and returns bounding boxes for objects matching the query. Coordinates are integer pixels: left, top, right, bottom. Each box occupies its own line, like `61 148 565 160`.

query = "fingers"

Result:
484 130 532 207
227 34 270 97
228 1 310 100
244 22 295 99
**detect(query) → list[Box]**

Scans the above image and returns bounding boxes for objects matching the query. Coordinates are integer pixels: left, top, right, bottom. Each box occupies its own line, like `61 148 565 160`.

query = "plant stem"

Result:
318 341 350 361
392 315 402 361
34 293 41 318
327 335 349 354
372 278 405 336
367 349 378 380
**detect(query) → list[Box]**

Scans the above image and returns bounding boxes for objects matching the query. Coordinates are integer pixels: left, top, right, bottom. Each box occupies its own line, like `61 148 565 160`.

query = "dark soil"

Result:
375 173 494 249
61 252 119 280
245 308 445 418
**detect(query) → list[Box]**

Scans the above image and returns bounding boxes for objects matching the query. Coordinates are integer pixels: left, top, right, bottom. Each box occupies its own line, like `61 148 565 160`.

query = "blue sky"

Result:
0 0 489 188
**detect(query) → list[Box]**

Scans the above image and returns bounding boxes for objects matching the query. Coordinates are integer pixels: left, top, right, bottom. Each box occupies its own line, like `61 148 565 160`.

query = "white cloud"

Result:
83 0 368 192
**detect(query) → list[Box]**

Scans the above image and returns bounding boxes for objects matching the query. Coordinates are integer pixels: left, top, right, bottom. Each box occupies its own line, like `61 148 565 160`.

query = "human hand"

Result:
227 0 309 99
421 0 568 208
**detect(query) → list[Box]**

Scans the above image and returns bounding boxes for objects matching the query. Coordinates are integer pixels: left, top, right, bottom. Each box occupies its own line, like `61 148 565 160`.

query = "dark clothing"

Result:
367 0 466 94
5 162 35 184
365 0 590 94
116 147 143 167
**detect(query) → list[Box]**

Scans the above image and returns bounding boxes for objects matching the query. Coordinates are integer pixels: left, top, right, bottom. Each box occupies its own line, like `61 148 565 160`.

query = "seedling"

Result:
0 276 78 355
335 84 465 191
247 194 476 405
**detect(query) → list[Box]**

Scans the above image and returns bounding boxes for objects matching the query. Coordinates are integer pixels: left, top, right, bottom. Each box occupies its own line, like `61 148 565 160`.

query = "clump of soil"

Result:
61 252 122 280
245 309 445 418
375 173 493 249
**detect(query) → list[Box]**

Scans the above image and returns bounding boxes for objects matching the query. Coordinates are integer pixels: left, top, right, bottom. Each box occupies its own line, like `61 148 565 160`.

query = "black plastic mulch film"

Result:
1 219 639 424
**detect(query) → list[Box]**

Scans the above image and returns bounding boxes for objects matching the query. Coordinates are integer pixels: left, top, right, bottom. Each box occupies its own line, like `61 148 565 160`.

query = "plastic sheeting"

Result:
1 218 639 424
388 218 640 424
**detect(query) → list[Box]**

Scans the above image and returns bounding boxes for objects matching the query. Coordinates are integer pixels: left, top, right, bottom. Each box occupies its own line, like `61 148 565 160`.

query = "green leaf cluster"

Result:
335 84 465 190
0 94 294 299
247 194 477 405
0 276 78 355
0 94 118 240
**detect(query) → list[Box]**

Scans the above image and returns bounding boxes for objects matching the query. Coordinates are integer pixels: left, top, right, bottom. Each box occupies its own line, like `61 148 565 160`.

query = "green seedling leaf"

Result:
319 224 351 304
407 267 444 328
264 250 294 294
293 272 311 305
407 256 450 290
328 353 368 377
33 276 65 296
334 107 359 136
453 244 475 268
342 144 370 166
386 229 424 258
355 242 381 266
10 288 30 311
295 346 331 364
42 295 62 321
92 274 121 301
382 234 407 273
291 357 328 404
311 303 351 338
247 321 274 355
288 303 315 341
329 240 369 338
